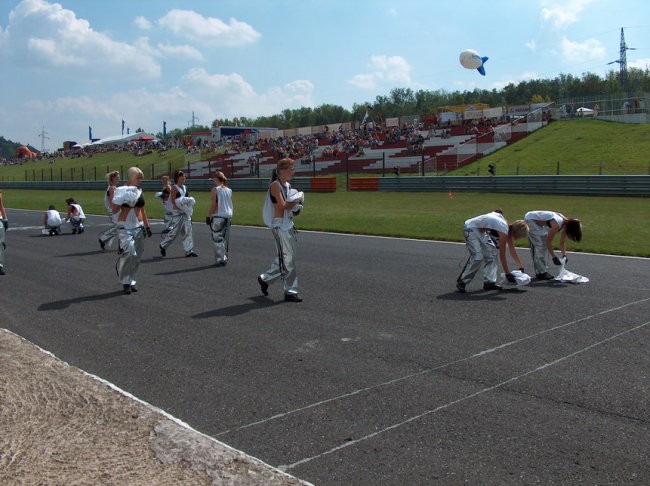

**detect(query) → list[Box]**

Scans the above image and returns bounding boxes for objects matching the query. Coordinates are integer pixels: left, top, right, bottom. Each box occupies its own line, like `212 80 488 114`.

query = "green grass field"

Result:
2 119 649 257
456 119 650 176
2 189 648 257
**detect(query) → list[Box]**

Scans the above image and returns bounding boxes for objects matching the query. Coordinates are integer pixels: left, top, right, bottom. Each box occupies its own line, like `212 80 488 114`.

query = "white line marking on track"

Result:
279 319 650 471
217 297 650 438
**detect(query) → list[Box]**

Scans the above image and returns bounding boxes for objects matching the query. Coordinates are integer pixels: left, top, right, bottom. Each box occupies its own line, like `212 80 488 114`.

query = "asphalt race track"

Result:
2 208 649 485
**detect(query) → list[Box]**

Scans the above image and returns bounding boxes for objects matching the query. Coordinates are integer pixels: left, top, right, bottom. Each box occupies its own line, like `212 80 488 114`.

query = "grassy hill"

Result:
0 148 191 182
455 119 650 176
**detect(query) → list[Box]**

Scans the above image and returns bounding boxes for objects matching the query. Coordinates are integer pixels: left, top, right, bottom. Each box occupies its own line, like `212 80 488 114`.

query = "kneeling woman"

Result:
112 167 152 294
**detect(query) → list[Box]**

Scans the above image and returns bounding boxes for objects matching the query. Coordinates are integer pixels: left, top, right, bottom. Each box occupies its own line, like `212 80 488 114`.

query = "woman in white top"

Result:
456 210 528 292
159 170 197 257
98 170 120 250
113 167 152 294
524 210 582 280
65 197 86 234
206 171 233 266
257 158 303 302
158 175 173 233
0 191 8 275
43 205 62 235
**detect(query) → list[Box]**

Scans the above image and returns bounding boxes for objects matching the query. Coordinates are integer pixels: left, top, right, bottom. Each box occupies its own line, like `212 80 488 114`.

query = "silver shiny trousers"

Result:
98 213 118 248
69 216 85 232
528 233 549 275
210 217 231 264
260 221 299 295
116 225 145 285
458 228 499 285
160 213 194 254
0 223 5 267
163 206 173 232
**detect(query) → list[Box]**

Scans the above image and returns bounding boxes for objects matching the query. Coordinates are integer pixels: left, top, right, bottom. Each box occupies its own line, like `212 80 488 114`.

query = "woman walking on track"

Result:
156 175 173 234
159 170 197 258
113 167 152 294
257 158 304 302
98 170 120 251
0 191 8 275
206 171 233 266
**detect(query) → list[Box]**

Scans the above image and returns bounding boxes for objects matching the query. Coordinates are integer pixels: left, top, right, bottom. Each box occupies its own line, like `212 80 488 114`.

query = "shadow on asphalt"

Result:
152 264 219 275
436 288 527 301
38 290 125 311
192 296 281 319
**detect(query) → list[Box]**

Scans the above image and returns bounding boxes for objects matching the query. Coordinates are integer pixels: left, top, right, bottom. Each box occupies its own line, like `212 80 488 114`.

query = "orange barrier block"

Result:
310 177 337 192
349 178 379 191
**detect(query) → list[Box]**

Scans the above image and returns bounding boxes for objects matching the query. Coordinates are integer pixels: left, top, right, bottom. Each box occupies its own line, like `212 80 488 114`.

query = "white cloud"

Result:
157 9 260 46
349 54 412 90
179 68 314 117
386 8 398 17
540 0 594 30
628 58 650 70
156 43 203 61
487 71 540 91
1 0 160 78
560 36 605 63
349 73 376 90
134 16 152 30
525 39 537 51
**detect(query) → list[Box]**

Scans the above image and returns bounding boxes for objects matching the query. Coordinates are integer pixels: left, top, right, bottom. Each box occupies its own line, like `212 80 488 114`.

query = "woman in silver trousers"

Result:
113 167 152 294
206 171 233 266
257 158 303 302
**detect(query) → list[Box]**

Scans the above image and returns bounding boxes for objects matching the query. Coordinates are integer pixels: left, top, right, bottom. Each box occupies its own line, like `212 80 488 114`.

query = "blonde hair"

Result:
509 220 529 240
213 171 228 185
106 170 119 183
126 166 144 183
271 158 295 182
161 175 170 184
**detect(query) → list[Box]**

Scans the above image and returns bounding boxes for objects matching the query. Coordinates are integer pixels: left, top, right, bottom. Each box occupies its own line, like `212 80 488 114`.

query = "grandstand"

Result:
185 106 549 179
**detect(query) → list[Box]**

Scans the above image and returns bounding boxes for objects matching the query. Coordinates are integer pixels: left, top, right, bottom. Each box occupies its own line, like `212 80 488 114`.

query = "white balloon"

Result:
459 49 483 69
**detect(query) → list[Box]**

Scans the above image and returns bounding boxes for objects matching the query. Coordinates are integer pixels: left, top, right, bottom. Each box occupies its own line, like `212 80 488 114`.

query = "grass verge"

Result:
2 188 648 257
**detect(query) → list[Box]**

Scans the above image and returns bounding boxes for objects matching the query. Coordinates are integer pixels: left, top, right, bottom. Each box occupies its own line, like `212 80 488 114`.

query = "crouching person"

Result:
65 197 86 234
456 210 529 292
44 205 62 235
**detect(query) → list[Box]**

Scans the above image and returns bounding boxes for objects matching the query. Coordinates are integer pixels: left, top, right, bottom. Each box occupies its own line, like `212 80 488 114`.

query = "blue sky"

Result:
1 0 648 151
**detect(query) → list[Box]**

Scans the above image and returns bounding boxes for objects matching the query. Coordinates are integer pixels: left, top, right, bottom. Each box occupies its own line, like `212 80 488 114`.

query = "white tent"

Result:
576 107 595 116
91 132 156 145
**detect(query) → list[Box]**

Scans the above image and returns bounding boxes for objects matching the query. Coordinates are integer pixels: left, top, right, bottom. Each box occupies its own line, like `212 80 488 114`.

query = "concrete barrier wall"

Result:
375 175 650 196
0 177 333 193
